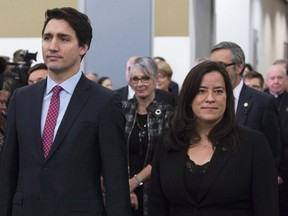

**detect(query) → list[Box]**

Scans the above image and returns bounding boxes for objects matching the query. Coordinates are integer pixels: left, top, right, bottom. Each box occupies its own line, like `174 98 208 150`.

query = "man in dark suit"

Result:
115 56 176 107
265 64 288 216
210 41 281 167
0 7 131 216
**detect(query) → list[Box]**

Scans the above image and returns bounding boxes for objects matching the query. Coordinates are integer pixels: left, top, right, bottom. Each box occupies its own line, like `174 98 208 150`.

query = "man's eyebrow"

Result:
42 32 71 38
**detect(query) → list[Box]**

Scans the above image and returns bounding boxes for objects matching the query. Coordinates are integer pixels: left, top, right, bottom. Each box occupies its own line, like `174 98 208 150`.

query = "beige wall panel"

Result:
154 0 189 36
0 0 77 37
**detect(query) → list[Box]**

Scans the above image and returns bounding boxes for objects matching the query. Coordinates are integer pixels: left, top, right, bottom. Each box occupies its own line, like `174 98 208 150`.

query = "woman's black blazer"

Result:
149 126 279 216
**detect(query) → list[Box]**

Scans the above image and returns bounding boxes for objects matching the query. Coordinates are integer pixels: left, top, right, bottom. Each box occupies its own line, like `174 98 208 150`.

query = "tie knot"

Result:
53 85 63 95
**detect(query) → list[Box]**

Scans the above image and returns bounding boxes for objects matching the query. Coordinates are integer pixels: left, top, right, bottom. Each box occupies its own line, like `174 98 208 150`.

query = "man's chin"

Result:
47 66 63 74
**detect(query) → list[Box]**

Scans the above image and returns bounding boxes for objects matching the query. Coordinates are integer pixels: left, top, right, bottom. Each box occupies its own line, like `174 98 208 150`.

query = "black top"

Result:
129 113 148 177
184 155 210 200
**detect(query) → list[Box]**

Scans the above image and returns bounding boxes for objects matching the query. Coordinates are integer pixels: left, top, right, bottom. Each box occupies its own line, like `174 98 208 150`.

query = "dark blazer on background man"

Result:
149 126 279 216
115 85 176 107
0 75 131 216
275 91 288 179
236 84 282 165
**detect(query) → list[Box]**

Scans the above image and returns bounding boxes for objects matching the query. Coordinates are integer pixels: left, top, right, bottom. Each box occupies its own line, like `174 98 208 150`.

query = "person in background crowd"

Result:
0 57 7 90
0 88 10 157
273 59 288 92
98 76 113 90
243 70 264 91
116 56 139 100
84 71 99 82
210 41 281 169
265 64 287 97
0 88 10 115
27 63 48 85
155 60 173 92
153 56 179 95
243 63 254 77
116 56 176 108
122 57 174 216
149 61 279 216
265 64 288 216
0 7 131 216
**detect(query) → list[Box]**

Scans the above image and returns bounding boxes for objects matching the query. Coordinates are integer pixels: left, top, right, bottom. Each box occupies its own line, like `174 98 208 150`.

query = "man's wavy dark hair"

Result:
41 7 92 60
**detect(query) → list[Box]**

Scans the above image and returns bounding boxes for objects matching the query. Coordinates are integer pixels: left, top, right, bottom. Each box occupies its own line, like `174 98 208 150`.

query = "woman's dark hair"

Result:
41 7 92 60
98 76 110 85
165 61 239 151
28 63 47 75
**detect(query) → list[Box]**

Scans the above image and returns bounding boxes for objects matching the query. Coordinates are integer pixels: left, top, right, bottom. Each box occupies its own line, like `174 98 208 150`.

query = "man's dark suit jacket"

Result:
149 126 279 216
115 85 177 107
236 84 282 165
0 75 131 216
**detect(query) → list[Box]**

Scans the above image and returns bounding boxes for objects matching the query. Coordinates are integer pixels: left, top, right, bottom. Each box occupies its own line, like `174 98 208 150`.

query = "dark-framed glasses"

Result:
223 62 236 68
130 76 151 84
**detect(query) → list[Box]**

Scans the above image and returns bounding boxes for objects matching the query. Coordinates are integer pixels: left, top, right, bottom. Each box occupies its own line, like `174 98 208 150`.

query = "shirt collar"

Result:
233 79 243 101
45 71 82 95
269 90 284 98
128 84 135 99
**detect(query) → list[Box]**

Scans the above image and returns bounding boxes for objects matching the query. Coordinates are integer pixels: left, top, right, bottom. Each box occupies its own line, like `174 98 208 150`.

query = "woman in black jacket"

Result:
149 61 279 216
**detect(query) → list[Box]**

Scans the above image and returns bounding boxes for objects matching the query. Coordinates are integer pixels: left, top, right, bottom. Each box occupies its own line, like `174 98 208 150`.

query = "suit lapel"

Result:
30 81 47 160
236 84 253 125
45 75 90 160
197 142 232 202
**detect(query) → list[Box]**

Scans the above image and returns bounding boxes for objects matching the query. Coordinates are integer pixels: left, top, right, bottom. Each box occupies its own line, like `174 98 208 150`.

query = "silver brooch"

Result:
155 109 161 115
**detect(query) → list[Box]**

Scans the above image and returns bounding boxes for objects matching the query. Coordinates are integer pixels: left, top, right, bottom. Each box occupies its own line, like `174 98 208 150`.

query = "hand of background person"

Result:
100 176 105 192
278 176 284 185
130 192 139 209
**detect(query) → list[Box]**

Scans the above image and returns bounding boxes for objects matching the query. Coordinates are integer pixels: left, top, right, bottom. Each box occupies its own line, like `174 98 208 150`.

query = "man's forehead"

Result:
210 49 231 60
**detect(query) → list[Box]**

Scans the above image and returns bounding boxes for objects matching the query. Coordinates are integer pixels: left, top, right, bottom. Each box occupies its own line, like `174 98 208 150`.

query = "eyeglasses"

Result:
223 62 236 68
130 76 151 84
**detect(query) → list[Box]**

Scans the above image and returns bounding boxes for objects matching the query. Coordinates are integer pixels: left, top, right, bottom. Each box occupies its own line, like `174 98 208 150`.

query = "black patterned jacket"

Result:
122 98 174 216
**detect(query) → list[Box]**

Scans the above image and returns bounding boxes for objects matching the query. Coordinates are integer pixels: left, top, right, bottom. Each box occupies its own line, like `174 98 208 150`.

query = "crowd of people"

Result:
0 6 287 216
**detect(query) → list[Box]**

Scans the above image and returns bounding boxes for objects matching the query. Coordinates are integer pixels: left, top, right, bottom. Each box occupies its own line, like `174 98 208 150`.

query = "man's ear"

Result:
80 44 89 56
237 63 245 75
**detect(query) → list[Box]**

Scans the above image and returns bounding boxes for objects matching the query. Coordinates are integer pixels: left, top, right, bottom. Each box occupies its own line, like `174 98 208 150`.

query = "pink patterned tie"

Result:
42 85 62 158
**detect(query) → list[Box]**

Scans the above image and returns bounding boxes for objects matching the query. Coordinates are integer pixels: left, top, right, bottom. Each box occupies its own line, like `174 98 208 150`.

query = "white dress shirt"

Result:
41 71 82 140
233 80 244 113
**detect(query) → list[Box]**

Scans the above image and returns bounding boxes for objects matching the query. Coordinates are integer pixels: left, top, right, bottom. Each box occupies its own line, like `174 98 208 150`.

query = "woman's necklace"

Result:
136 114 147 143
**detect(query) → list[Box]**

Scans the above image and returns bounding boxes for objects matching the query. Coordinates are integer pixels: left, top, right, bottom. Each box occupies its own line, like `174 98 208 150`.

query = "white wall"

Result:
260 0 288 77
214 0 251 61
153 37 190 90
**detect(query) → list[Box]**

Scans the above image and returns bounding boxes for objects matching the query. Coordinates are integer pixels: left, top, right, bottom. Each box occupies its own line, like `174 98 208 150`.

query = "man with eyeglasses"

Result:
210 41 281 174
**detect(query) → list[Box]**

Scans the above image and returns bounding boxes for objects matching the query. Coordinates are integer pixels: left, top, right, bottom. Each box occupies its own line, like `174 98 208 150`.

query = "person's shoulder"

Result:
88 79 120 99
14 79 45 95
243 84 273 102
153 99 174 111
155 89 176 107
238 125 266 143
121 98 137 114
115 85 128 92
155 88 170 97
